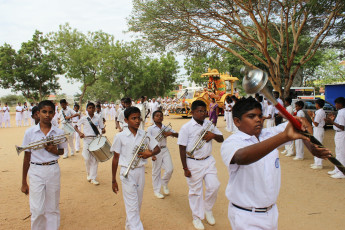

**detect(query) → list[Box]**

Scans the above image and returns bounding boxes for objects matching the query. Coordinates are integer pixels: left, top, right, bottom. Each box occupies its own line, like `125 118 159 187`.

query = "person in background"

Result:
282 97 294 157
293 101 305 161
3 103 11 128
209 98 219 126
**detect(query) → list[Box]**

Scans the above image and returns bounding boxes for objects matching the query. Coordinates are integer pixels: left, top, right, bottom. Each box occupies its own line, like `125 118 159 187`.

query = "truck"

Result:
325 83 345 105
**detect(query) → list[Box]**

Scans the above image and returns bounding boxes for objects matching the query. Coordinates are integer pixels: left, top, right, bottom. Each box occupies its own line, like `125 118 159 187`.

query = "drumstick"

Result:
243 68 345 174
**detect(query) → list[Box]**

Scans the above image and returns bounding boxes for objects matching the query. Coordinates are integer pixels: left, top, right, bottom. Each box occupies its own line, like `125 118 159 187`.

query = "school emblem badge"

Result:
275 158 280 168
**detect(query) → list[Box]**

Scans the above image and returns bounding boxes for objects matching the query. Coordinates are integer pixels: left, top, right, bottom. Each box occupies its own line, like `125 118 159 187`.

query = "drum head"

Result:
89 136 106 151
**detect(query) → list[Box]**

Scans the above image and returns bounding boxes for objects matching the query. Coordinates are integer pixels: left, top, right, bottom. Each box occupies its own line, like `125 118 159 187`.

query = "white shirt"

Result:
59 108 76 123
334 108 345 132
274 98 283 114
77 114 104 136
16 105 23 113
115 108 122 119
224 101 232 112
72 111 81 123
313 108 326 128
147 123 176 147
95 111 104 121
221 122 288 208
177 118 222 158
150 101 159 112
22 123 67 163
266 105 275 120
3 106 10 115
296 110 305 118
117 109 127 128
283 105 293 122
110 129 158 167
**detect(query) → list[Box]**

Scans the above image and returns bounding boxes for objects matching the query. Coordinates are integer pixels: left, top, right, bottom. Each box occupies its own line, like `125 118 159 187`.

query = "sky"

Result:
0 0 136 97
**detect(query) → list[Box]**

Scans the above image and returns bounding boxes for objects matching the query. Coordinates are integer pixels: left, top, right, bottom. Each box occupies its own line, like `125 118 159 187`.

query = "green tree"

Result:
50 24 114 106
128 0 345 98
0 31 62 101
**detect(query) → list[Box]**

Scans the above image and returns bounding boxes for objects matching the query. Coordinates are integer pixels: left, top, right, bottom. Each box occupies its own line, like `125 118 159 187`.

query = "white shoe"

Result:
293 157 303 161
163 185 170 195
90 179 100 185
154 192 164 199
331 172 345 179
285 152 294 157
328 169 337 175
71 152 74 156
310 163 316 168
205 211 216 225
87 175 91 182
281 150 287 155
62 155 68 159
311 165 323 170
192 218 204 230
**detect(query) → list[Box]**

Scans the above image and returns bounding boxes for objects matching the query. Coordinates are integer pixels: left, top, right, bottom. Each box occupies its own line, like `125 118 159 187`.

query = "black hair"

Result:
315 98 325 108
60 99 67 104
74 104 80 109
285 97 292 105
124 97 132 104
141 96 145 100
121 97 126 102
96 104 101 108
31 106 39 116
212 98 216 102
124 106 141 119
226 96 233 103
334 97 345 106
153 110 163 117
232 97 262 120
191 100 207 111
258 96 263 103
38 100 55 111
86 102 95 108
273 91 280 97
231 95 238 102
295 100 304 108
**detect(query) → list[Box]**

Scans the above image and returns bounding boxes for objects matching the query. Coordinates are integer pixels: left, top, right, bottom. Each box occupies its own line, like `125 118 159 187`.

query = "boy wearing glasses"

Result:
178 100 224 230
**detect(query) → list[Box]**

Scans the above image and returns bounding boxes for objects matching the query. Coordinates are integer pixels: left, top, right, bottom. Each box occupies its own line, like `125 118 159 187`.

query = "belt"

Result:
187 156 210 161
336 130 344 132
160 146 166 149
232 203 274 213
31 160 58 166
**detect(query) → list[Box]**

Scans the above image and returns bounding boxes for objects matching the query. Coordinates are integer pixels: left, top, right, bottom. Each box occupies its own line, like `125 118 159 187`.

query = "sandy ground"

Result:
0 113 344 230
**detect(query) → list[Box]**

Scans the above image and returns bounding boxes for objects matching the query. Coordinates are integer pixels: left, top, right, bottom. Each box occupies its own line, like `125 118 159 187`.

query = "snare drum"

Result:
62 122 75 136
88 136 113 162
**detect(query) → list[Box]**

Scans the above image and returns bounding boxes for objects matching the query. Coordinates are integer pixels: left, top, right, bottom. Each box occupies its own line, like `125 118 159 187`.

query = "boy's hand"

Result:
309 144 331 159
152 155 157 161
112 181 119 194
184 168 191 177
163 131 173 137
101 128 106 134
139 149 152 159
203 131 216 142
45 143 58 155
79 132 85 138
21 183 29 195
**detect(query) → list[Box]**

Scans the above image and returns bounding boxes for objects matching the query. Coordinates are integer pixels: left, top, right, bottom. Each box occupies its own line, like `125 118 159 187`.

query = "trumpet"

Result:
15 134 68 155
186 122 213 157
123 133 151 178
155 123 172 142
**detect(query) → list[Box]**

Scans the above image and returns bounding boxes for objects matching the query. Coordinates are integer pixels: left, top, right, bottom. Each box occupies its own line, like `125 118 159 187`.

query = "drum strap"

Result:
62 110 69 122
87 117 100 136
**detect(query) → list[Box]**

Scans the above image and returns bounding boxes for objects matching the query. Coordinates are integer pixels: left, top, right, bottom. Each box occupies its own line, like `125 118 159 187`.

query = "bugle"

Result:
186 122 213 157
155 123 172 142
15 134 68 155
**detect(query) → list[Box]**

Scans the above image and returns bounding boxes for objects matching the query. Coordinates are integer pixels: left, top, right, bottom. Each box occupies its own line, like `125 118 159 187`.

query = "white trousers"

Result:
24 117 29 126
266 119 275 128
152 147 174 193
295 139 304 159
82 139 98 180
284 142 294 155
29 164 60 230
3 117 10 127
186 156 220 220
63 134 75 157
0 115 2 128
73 125 80 151
120 166 145 230
313 127 324 166
334 131 345 174
164 109 169 116
110 108 116 120
228 203 278 230
225 112 234 132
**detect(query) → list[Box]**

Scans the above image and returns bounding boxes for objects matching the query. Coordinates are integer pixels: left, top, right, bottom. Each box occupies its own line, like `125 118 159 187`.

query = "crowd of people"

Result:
10 92 345 230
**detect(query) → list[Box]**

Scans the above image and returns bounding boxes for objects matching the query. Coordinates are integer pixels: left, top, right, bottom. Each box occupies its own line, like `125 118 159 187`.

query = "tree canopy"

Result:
128 0 345 97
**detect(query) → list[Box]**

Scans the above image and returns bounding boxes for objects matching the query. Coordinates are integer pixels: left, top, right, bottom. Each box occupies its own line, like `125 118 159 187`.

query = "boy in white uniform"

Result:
111 106 160 230
264 100 275 128
75 102 105 185
116 98 131 132
293 101 306 160
309 99 326 169
23 102 29 126
110 101 116 120
3 103 11 127
72 104 81 153
59 99 78 158
29 102 35 126
96 104 106 124
326 97 345 179
16 102 23 127
147 110 178 198
178 100 224 230
220 97 330 230
0 103 2 128
21 100 67 230
224 96 234 132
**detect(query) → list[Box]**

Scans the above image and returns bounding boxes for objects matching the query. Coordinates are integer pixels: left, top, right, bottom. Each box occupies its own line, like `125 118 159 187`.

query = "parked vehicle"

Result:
325 83 345 106
292 99 337 127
